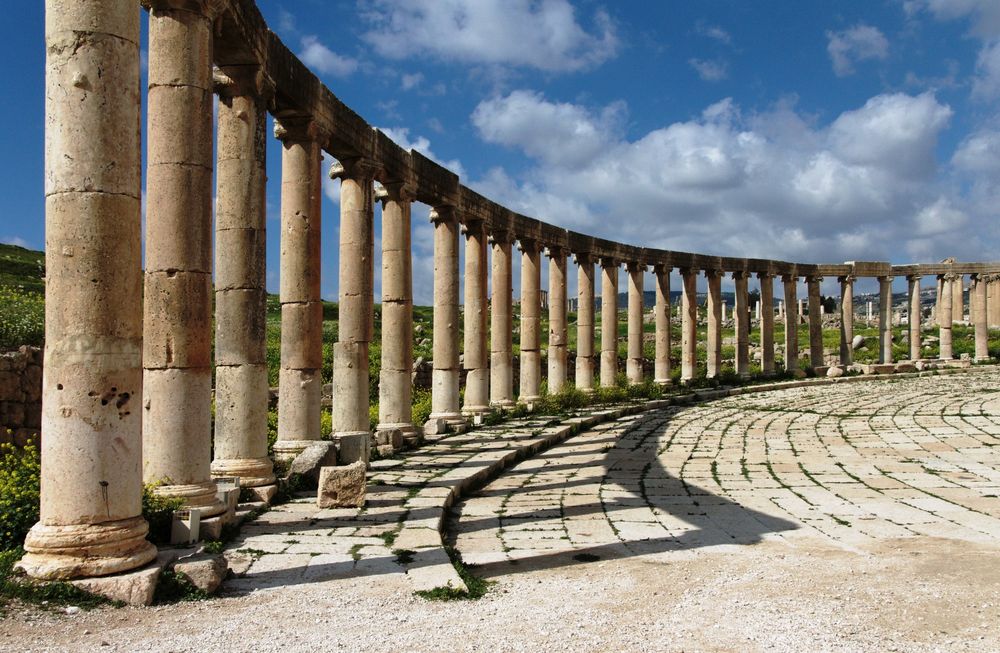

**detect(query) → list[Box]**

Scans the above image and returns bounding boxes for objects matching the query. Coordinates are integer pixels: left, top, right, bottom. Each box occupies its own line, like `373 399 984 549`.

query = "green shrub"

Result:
141 485 184 545
0 440 40 550
412 388 432 427
0 286 44 350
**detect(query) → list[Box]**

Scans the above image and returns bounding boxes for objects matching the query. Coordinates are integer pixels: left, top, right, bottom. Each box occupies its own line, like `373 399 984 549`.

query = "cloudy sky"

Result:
3 0 999 302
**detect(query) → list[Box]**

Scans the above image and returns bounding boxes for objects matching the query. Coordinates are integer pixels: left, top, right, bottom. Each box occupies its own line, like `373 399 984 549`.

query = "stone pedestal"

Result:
600 259 619 387
519 239 542 402
705 270 722 378
734 272 750 378
807 276 823 368
782 275 798 372
490 232 515 406
839 276 854 366
430 207 463 423
626 263 645 384
907 276 921 361
273 119 324 461
547 248 569 393
142 0 223 517
575 254 596 392
758 273 776 376
878 276 893 364
680 268 698 383
653 265 671 384
463 220 490 413
939 275 954 359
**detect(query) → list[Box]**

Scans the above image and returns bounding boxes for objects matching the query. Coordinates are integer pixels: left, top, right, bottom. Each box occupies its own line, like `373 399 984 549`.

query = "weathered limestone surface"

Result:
600 259 619 387
807 276 823 368
907 276 921 361
519 240 542 402
758 273 775 375
626 263 645 384
547 248 569 393
839 276 854 366
317 462 366 508
706 270 722 379
939 276 954 359
429 207 463 424
491 232 515 406
878 276 893 365
576 254 596 392
952 275 964 323
653 266 671 384
972 274 989 362
0 347 42 445
783 275 799 372
463 220 489 414
680 269 697 383
734 272 750 378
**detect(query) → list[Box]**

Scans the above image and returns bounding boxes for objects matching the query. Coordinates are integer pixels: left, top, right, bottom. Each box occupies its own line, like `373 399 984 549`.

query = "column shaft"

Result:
952 276 964 323
211 69 274 487
142 1 223 516
907 276 921 360
758 274 776 375
575 255 596 391
19 0 157 580
653 266 671 384
430 208 463 421
706 271 722 378
547 249 568 393
839 277 854 365
490 234 514 406
680 269 698 382
734 273 750 378
973 275 990 361
600 260 619 387
519 240 542 401
463 221 490 412
939 276 953 359
807 276 823 368
626 263 645 384
878 276 893 364
783 276 798 372
988 276 1000 328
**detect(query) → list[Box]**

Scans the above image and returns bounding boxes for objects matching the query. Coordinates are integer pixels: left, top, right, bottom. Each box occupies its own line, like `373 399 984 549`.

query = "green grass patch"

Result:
414 546 493 601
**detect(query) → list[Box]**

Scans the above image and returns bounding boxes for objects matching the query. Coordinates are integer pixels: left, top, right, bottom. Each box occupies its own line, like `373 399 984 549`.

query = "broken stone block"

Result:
317 462 366 508
289 441 338 486
337 432 370 464
68 552 173 607
245 483 278 504
173 553 228 594
423 417 448 436
826 366 844 378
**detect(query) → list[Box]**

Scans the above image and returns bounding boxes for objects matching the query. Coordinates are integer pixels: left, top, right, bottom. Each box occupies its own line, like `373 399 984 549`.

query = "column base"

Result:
16 516 158 581
429 411 468 427
210 457 276 488
653 377 672 386
272 439 321 463
152 481 227 518
461 405 492 416
489 400 516 409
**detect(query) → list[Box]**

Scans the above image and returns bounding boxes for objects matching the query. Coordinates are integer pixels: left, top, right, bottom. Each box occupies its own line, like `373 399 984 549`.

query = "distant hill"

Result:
0 243 45 293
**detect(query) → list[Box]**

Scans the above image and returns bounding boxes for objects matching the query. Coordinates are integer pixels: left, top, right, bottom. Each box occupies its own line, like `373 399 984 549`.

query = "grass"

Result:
0 548 116 613
413 546 493 601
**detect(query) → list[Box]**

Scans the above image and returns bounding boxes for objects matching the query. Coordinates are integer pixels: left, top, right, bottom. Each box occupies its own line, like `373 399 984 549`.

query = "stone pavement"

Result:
452 368 1000 572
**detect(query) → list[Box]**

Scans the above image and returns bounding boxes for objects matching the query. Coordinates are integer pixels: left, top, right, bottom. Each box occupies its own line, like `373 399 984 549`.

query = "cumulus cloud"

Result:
299 36 358 77
911 0 1000 38
972 39 1000 100
689 58 729 81
696 23 732 45
826 24 889 77
467 89 982 266
360 0 618 72
401 72 424 91
379 126 466 178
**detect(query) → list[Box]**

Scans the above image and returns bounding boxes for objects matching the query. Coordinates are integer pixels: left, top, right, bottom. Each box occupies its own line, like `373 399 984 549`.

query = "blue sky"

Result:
3 1 999 303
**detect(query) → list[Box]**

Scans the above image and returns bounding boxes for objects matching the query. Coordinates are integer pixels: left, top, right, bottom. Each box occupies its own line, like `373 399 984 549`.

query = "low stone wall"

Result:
0 346 42 446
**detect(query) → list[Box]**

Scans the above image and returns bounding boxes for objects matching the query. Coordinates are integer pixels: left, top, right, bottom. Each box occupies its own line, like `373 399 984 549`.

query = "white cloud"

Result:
401 72 424 91
379 126 466 178
953 128 1000 172
696 24 732 45
1 236 29 248
972 39 1000 100
915 0 1000 38
826 24 889 77
688 58 729 81
360 0 618 73
298 36 358 78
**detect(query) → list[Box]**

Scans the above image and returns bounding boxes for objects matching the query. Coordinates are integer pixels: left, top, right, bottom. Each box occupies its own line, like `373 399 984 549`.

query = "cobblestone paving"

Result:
452 370 1000 570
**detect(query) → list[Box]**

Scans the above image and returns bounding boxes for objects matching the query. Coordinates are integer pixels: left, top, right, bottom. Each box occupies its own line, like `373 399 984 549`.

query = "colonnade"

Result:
22 0 1000 582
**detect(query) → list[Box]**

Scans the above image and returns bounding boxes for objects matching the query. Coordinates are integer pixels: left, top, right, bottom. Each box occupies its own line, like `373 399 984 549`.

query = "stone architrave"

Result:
782 275 799 372
519 238 543 402
575 253 596 392
758 273 776 376
807 276 823 368
907 275 921 361
600 258 620 387
18 0 158 581
210 66 274 488
428 207 464 424
653 265 671 385
376 182 418 439
839 276 854 366
705 270 723 378
878 276 893 365
680 268 698 383
272 118 324 462
463 220 490 414
547 247 569 393
490 230 515 406
626 262 646 385
142 0 224 517
939 275 954 359
734 272 750 378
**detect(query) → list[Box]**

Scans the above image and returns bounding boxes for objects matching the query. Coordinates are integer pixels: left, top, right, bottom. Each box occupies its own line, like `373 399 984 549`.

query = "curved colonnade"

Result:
22 0 1000 581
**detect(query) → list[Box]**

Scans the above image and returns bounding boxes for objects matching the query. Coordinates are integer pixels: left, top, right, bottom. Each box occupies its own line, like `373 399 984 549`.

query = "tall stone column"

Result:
782 275 799 372
653 265 671 384
705 270 723 378
376 182 417 439
972 274 990 361
600 258 619 387
490 231 515 406
935 275 945 326
988 275 1000 328
680 268 698 382
429 207 463 424
626 262 645 384
907 275 921 361
519 239 542 402
575 253 596 392
758 273 776 375
547 247 569 393
142 0 224 517
839 276 854 366
463 220 490 414
210 67 274 488
878 276 894 364
273 119 323 462
939 275 954 359
19 0 157 580
807 276 823 368
952 275 964 323
734 272 750 378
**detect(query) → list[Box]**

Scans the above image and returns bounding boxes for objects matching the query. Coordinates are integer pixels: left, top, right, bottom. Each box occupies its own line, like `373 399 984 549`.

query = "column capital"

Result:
546 245 569 260
679 266 696 276
142 0 227 18
971 272 986 281
906 273 922 281
518 236 542 254
599 256 619 269
273 116 327 145
461 218 487 239
732 270 750 280
942 272 959 281
838 274 856 284
652 263 671 274
429 205 458 225
213 65 275 103
490 228 516 246
330 156 377 182
756 271 773 280
573 251 594 266
806 275 823 283
781 273 797 283
704 268 724 279
877 275 894 282
626 261 647 273
375 180 416 204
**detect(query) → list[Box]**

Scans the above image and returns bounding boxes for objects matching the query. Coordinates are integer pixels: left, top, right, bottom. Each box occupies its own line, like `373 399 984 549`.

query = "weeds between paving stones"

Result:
0 548 115 614
153 570 209 604
414 547 493 601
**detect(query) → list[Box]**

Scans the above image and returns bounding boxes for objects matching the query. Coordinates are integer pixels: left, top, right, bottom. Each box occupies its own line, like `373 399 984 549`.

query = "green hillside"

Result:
0 244 44 294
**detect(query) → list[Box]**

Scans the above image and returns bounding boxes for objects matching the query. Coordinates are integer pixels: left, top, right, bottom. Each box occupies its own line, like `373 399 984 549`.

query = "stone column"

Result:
210 67 274 489
935 275 945 326
653 265 671 384
988 275 1000 328
19 0 157 580
429 207 463 424
575 253 596 392
547 247 569 393
680 268 698 382
600 258 619 387
490 231 515 406
952 275 964 323
973 274 990 361
142 0 223 517
939 275 954 359
758 273 776 376
907 275 921 361
839 276 854 366
376 182 417 440
462 219 490 414
273 119 323 462
734 272 750 378
626 262 645 384
705 270 723 379
878 276 893 364
519 238 542 402
807 276 823 368
782 275 798 372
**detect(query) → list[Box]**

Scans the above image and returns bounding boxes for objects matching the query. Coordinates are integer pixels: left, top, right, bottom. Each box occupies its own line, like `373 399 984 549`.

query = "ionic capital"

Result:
573 251 594 266
653 263 671 275
781 273 797 283
142 0 227 18
732 270 750 280
838 275 856 284
213 65 275 103
546 245 569 260
429 205 458 225
273 116 327 145
461 218 487 239
599 257 619 270
704 268 724 279
330 156 377 182
806 275 823 283
626 261 646 273
490 228 516 246
877 275 894 283
518 237 542 254
755 271 773 281
375 180 416 205
906 273 922 281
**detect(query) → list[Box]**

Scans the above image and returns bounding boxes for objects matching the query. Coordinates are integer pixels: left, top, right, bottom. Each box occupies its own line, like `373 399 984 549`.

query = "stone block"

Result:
68 551 173 607
337 432 370 464
894 363 918 373
826 366 844 378
289 441 338 486
173 553 228 594
423 417 448 436
872 364 895 375
200 515 225 541
317 462 366 509
245 484 278 504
